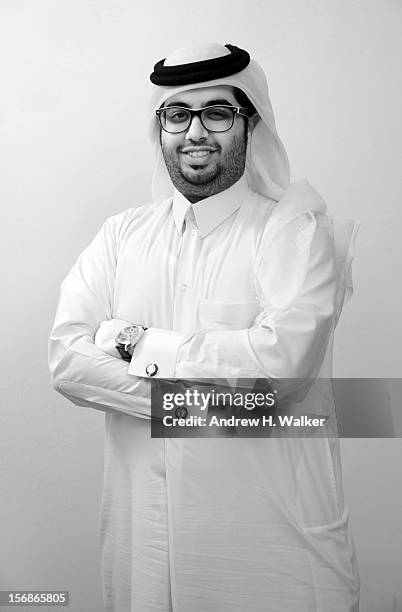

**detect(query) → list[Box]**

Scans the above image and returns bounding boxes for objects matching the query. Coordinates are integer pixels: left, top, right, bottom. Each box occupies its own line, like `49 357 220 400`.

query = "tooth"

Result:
188 151 209 158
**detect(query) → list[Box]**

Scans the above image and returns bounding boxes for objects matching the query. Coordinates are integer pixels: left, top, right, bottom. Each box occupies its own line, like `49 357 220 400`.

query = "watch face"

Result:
116 325 141 347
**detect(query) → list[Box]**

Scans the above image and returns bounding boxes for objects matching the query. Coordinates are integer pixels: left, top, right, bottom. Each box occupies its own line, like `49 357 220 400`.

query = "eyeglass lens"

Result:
159 106 235 133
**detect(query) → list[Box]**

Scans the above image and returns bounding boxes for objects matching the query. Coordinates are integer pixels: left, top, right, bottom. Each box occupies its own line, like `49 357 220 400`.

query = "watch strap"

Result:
116 345 132 362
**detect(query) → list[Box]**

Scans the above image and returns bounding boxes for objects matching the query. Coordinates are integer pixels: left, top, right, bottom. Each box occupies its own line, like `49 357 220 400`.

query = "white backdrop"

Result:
1 1 401 610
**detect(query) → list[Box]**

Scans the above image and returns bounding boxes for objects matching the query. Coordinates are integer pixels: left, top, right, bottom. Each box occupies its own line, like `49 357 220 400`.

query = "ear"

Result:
248 113 260 134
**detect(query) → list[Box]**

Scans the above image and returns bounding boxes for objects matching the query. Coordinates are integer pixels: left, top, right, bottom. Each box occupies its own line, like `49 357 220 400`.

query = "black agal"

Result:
150 44 250 86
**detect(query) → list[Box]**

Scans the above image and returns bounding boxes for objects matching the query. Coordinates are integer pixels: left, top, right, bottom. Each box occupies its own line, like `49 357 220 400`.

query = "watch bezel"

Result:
115 324 147 360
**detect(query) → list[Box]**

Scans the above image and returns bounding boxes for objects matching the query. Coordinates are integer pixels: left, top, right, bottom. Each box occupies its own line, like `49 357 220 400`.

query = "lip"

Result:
180 146 219 163
180 146 218 153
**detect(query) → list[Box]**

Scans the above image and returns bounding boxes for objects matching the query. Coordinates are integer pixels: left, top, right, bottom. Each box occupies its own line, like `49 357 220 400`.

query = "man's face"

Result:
159 86 248 203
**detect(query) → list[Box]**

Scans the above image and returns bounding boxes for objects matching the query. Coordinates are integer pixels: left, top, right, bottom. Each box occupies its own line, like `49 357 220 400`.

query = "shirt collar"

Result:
172 175 249 237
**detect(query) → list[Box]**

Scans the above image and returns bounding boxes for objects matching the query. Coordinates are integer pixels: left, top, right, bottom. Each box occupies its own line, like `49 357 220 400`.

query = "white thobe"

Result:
49 176 360 611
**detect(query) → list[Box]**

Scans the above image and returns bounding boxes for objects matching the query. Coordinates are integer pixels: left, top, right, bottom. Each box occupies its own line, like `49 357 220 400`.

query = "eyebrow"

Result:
164 98 235 108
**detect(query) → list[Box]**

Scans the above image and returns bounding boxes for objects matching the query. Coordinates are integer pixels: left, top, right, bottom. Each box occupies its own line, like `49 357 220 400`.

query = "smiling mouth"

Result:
180 146 218 160
185 150 212 159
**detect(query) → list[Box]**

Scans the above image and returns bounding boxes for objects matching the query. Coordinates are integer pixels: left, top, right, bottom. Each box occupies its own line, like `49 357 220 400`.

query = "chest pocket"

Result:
199 299 261 330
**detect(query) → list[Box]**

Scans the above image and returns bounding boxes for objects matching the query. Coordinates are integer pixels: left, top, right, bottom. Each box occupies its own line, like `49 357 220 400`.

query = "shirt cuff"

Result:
127 328 190 379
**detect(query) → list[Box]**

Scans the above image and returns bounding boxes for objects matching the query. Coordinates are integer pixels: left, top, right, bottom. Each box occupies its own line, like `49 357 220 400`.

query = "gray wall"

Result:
1 1 401 610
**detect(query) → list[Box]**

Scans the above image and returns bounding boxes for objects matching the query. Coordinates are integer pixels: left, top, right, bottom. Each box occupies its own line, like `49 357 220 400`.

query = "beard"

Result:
161 132 247 203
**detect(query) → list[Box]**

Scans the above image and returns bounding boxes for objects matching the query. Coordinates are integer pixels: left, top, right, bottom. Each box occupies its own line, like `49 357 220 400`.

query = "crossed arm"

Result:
48 210 337 417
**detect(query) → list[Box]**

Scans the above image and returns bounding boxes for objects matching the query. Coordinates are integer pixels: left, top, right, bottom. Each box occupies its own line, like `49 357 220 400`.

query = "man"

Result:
49 43 359 611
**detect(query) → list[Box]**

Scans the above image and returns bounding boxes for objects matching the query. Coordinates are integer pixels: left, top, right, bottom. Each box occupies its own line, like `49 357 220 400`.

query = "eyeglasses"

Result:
156 105 250 134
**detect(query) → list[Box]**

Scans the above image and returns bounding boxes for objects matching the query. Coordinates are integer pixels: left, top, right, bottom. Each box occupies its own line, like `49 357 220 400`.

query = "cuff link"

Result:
175 407 188 418
145 363 158 377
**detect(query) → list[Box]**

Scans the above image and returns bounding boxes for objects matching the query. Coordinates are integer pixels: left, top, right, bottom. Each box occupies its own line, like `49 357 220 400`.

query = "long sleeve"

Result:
128 210 337 390
48 216 151 418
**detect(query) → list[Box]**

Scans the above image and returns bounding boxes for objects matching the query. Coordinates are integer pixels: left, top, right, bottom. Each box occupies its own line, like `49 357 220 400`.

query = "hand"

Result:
94 318 132 358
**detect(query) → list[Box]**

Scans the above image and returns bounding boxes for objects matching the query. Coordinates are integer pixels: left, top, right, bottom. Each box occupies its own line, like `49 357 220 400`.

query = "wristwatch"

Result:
115 325 148 362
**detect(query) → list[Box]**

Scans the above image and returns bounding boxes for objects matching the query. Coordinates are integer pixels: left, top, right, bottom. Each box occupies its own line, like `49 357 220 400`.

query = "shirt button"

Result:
191 229 197 236
175 406 188 418
145 363 158 377
181 284 188 292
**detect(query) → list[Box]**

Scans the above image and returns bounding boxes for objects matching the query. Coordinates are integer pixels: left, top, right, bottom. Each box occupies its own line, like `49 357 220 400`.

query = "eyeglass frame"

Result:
155 104 251 134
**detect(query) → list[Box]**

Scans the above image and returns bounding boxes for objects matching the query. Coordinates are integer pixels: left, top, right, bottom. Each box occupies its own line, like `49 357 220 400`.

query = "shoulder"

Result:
269 180 327 226
255 180 335 265
245 180 329 230
258 180 331 239
101 198 172 242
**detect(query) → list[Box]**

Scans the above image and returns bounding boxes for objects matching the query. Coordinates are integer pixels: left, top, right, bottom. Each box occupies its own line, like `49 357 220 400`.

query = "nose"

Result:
185 115 209 141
